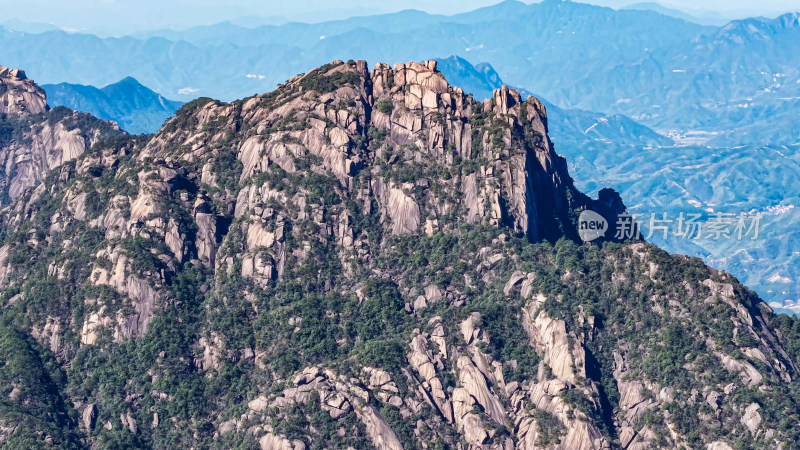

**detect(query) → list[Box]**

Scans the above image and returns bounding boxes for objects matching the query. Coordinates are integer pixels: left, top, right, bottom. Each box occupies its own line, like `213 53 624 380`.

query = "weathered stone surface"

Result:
120 412 137 434
383 184 420 235
455 356 505 424
451 387 488 446
80 308 112 345
197 334 224 371
504 270 526 295
88 247 160 340
0 67 121 201
259 433 304 450
82 404 96 431
408 333 452 422
249 396 269 412
740 403 762 433
0 67 47 116
358 405 404 450
717 353 763 386
195 198 218 267
523 304 579 384
165 218 185 262
461 312 481 344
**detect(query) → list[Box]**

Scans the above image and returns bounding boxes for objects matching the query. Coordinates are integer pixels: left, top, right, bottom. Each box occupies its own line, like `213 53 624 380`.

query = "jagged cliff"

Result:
1 60 799 450
0 66 123 203
0 67 47 116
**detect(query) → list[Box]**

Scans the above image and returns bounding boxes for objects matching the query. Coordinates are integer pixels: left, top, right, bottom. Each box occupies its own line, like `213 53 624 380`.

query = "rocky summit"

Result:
0 66 122 203
1 60 800 449
0 67 47 116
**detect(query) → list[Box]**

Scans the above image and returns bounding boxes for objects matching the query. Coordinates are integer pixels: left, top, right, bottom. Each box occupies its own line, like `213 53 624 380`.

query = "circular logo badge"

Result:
578 210 608 242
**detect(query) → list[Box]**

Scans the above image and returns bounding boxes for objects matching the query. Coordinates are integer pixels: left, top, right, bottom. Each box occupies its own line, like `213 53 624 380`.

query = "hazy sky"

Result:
0 0 797 34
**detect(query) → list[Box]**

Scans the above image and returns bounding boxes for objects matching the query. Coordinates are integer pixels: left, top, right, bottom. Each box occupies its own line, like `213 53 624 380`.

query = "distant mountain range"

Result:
2 0 799 145
622 2 731 25
42 77 183 134
0 19 61 34
435 55 672 149
44 55 673 143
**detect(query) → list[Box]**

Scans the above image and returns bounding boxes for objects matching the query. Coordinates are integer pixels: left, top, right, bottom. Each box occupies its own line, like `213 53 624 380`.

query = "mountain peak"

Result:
434 56 504 101
775 11 800 28
103 76 153 95
152 59 623 243
116 75 143 85
0 66 28 81
0 66 47 116
0 67 122 202
42 75 183 134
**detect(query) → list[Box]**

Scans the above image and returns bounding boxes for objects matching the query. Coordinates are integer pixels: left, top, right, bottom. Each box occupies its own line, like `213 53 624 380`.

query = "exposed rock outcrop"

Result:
0 66 122 202
0 67 47 116
0 61 796 449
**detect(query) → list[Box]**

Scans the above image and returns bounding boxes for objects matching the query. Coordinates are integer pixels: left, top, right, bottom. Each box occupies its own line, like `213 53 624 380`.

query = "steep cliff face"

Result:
141 60 612 245
0 66 123 203
0 67 47 116
1 61 800 450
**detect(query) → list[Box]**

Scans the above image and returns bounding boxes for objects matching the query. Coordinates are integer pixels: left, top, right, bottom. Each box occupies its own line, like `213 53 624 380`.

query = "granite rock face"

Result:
0 66 122 202
0 67 47 116
1 61 798 449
